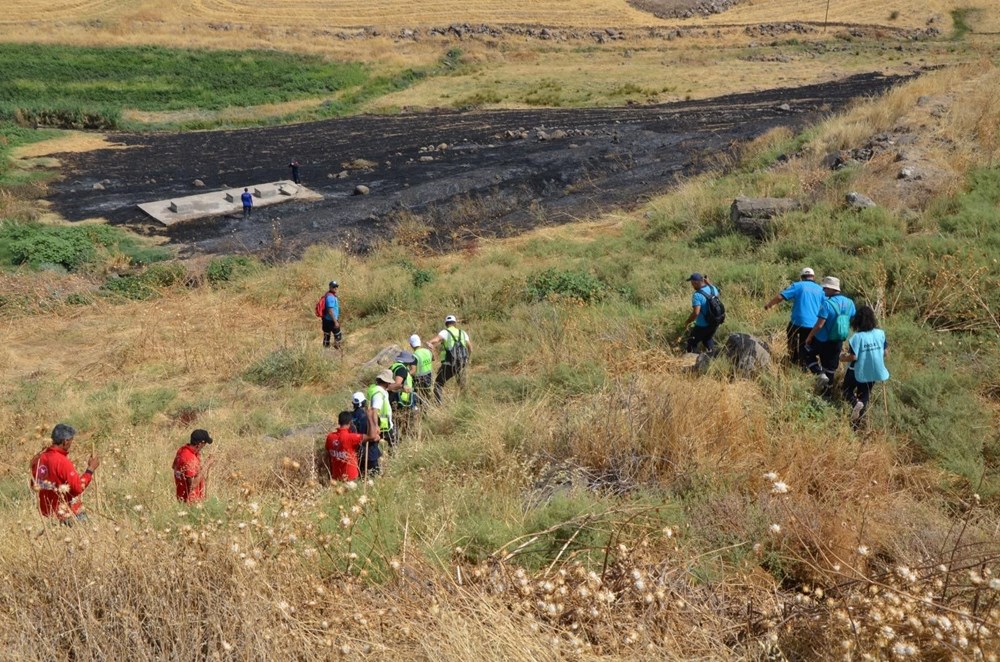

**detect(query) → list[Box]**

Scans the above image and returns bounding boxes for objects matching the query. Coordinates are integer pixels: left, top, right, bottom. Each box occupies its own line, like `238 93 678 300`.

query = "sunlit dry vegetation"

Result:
2 52 1000 658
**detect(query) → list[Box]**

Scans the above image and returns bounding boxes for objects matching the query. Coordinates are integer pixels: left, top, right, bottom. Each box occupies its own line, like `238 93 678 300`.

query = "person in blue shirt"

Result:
321 281 342 349
840 305 890 430
803 276 856 397
240 188 253 220
764 267 825 370
683 272 720 354
349 392 379 475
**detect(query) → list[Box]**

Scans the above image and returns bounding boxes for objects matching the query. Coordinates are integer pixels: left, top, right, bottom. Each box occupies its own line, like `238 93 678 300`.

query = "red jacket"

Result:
29 446 93 519
173 444 205 502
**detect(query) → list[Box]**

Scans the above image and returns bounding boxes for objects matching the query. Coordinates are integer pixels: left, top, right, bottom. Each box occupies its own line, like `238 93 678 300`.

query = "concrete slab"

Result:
138 181 323 226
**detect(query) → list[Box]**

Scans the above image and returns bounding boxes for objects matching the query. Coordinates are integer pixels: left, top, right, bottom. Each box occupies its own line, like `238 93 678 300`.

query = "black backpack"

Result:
446 327 470 369
702 285 726 326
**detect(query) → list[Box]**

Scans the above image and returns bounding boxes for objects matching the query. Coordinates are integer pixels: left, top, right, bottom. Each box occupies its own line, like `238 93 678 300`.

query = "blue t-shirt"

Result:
241 191 253 207
692 285 719 328
781 280 825 328
816 294 856 343
324 293 340 321
849 329 890 383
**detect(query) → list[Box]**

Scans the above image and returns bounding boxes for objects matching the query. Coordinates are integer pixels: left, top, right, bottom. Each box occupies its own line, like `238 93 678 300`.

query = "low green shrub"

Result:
244 347 328 388
101 263 186 300
526 268 607 303
206 255 260 285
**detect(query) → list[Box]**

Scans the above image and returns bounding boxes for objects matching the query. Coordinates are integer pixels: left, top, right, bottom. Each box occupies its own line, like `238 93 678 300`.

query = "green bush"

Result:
206 255 260 285
127 387 177 425
101 263 186 300
0 221 170 270
244 347 328 388
526 268 607 303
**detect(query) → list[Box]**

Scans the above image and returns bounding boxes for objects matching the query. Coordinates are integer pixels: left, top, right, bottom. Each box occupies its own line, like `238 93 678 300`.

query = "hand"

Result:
87 455 100 471
804 343 814 354
404 385 413 393
763 303 771 311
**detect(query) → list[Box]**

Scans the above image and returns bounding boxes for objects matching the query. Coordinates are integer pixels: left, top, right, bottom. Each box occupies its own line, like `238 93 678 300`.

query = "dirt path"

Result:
49 72 908 258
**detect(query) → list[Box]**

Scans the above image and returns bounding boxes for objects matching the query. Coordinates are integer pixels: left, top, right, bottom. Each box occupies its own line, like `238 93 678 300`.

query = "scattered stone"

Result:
730 197 800 239
419 155 435 162
725 333 772 376
337 170 350 179
92 182 105 190
822 150 851 170
549 129 568 140
362 345 404 371
777 103 792 112
437 143 449 151
193 179 205 188
898 166 919 180
846 191 877 209
354 184 370 196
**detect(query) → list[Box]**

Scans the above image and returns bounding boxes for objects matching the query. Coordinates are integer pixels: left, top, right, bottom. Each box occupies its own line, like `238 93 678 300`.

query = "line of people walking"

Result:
686 266 890 429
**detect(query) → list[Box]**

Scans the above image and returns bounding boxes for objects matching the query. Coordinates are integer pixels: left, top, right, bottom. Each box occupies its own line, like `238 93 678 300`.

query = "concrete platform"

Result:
138 181 322 226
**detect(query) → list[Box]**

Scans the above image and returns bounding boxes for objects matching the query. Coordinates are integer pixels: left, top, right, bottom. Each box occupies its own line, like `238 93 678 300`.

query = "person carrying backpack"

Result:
315 281 342 349
427 315 472 403
839 305 890 430
804 276 856 396
683 273 724 354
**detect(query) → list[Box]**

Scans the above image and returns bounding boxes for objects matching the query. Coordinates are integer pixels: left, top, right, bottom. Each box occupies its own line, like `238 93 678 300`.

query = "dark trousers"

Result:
686 324 719 354
290 167 300 184
322 318 342 348
433 363 464 403
358 441 380 476
243 205 252 220
786 324 812 369
807 340 842 393
415 374 432 407
842 368 873 427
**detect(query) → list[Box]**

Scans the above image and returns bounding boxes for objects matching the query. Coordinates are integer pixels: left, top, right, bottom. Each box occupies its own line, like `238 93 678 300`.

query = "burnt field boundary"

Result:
49 71 911 258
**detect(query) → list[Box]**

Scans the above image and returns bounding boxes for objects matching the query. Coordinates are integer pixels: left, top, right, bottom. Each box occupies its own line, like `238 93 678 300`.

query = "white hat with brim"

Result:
376 369 394 384
800 267 815 277
821 276 841 292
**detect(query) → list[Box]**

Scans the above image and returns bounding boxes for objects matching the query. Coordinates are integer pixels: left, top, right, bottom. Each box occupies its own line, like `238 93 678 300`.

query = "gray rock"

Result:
92 182 105 190
695 333 772 377
354 184 370 196
361 345 404 371
549 129 568 140
193 179 205 188
337 170 350 179
730 197 800 239
777 103 792 112
898 167 919 180
419 155 434 162
846 191 877 209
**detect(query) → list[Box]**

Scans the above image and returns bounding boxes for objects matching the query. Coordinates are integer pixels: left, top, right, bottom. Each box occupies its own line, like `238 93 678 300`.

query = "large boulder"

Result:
695 333 771 377
730 197 801 239
846 191 876 209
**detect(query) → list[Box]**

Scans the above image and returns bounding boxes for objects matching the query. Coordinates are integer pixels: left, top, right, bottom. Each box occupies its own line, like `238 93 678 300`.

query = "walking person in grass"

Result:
683 272 723 354
326 411 378 482
764 267 825 370
409 334 434 408
317 281 342 350
173 429 214 503
840 305 890 430
29 423 100 524
428 315 472 403
350 392 380 476
803 276 856 397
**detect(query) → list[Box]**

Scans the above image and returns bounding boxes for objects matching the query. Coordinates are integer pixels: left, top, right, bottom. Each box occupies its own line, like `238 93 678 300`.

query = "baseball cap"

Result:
800 267 815 277
821 276 841 292
444 314 457 324
351 391 366 406
376 369 394 384
396 351 416 364
329 280 339 288
686 272 704 282
190 429 213 444
409 334 421 348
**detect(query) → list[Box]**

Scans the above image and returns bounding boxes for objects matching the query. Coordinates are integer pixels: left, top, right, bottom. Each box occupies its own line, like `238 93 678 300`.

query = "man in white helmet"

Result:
409 334 434 407
427 315 472 403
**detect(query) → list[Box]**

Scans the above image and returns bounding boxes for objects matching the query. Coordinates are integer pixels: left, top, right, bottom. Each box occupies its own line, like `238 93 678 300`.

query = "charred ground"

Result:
49 72 908 258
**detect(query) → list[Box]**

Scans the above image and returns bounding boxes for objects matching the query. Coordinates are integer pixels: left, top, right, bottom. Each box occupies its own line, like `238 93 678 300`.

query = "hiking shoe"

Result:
851 400 865 423
813 372 830 393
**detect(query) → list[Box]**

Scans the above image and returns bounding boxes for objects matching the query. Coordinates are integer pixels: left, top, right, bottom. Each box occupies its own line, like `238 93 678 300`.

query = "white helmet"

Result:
351 391 366 406
409 334 421 348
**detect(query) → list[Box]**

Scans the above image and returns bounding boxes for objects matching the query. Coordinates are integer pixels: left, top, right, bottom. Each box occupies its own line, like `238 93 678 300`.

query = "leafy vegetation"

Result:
0 221 170 270
206 255 260 285
0 44 369 129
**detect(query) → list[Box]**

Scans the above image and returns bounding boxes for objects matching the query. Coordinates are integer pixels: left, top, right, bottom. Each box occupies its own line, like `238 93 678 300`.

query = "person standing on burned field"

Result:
241 187 253 220
288 159 301 184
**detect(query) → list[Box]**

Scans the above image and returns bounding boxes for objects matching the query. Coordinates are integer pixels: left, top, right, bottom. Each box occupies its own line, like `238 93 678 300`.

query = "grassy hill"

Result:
1 52 999 658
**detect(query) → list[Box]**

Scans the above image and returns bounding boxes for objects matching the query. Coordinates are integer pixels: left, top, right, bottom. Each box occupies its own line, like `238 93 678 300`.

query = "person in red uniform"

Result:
326 411 377 482
29 423 100 523
173 429 213 503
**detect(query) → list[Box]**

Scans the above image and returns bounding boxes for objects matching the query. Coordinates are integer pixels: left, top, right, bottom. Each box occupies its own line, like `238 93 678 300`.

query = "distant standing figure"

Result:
173 429 213 503
320 281 342 349
29 423 100 523
764 267 825 370
427 315 472 403
683 272 721 354
289 160 301 184
241 188 253 220
840 305 890 429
